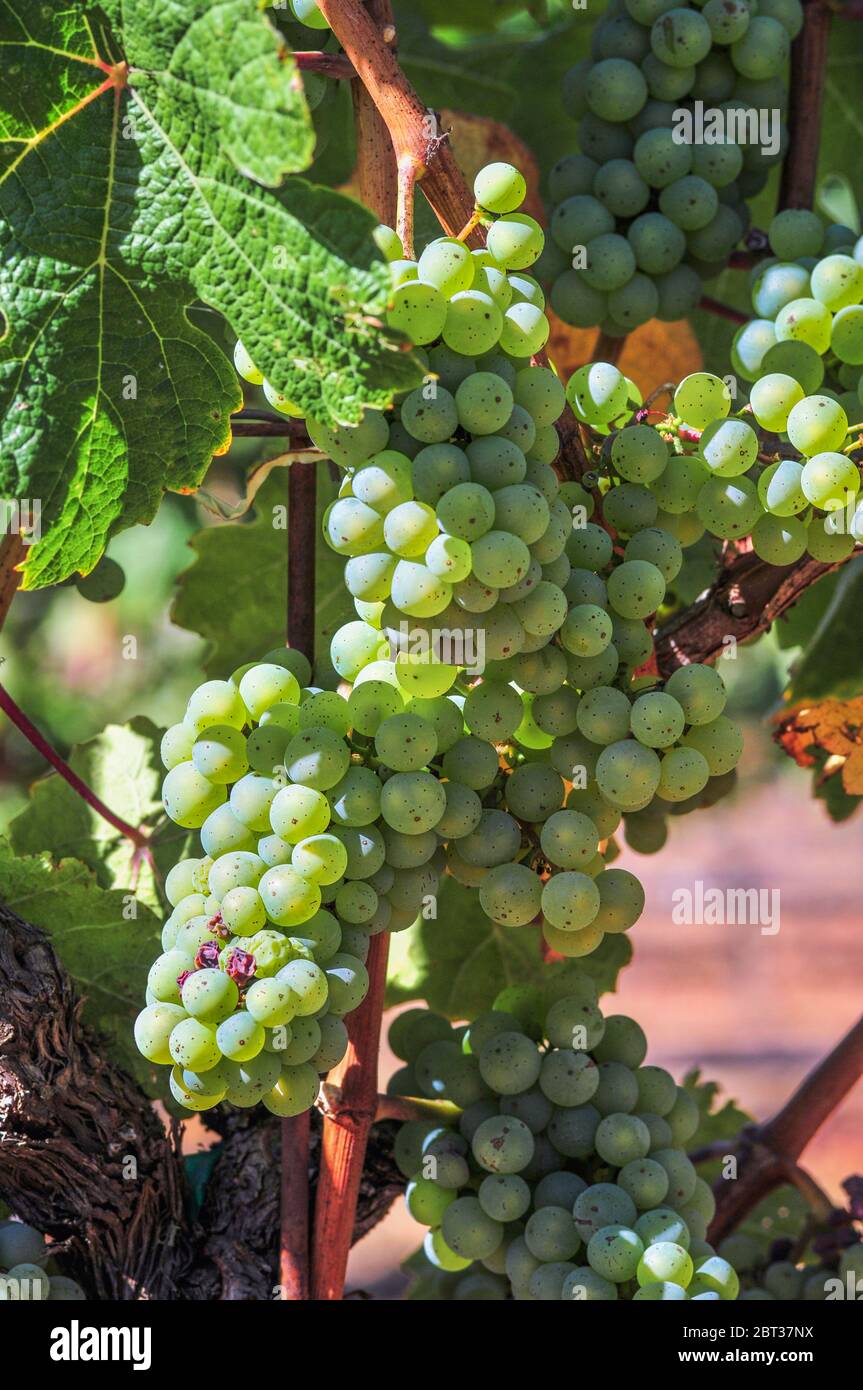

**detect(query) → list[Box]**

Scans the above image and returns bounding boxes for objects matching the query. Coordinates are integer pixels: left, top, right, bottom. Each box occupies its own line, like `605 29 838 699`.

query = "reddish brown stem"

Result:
350 0 399 229
314 0 478 239
279 460 319 1302
293 50 355 79
699 295 748 326
0 534 25 632
312 931 390 1300
778 0 833 210
232 410 313 442
0 684 149 848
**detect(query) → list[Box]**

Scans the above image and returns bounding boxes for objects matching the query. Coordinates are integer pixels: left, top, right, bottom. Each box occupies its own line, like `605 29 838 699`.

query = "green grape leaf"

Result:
785 556 863 703
8 717 167 909
171 468 352 682
0 0 421 589
0 843 162 1091
685 1070 752 1151
385 876 631 1019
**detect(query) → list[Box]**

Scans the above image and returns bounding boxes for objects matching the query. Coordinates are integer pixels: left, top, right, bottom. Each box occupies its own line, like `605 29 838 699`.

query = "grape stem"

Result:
699 295 748 326
778 0 833 210
0 533 26 634
293 50 355 79
654 547 856 674
231 409 314 441
396 154 422 259
707 1010 863 1242
456 207 483 243
0 683 151 850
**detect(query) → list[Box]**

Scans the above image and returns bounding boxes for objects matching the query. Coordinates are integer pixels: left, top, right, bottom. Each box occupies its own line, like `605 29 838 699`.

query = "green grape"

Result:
806 511 856 562
831 305 863 365
607 559 666 619
380 770 446 834
749 372 804 433
698 418 759 478
551 272 609 329
611 424 669 483
441 1197 503 1262
586 1225 644 1282
628 126 689 187
760 340 824 395
649 455 707 515
387 281 447 345
651 7 712 65
637 1240 693 1288
135 1002 188 1065
673 371 731 430
789 397 850 455
474 161 527 213
752 260 810 319
664 663 726 724
560 605 614 659
417 238 475 297
486 214 544 271
562 1266 619 1301
752 513 808 564
479 1031 542 1095
215 1012 266 1063
596 741 661 811
697 475 761 539
505 763 565 822
630 691 685 747
731 318 777 381
624 528 682 582
539 1049 599 1108
285 728 350 792
576 686 631 746
257 864 321 927
549 152 600 202
800 451 859 508
442 291 504 356
657 746 709 801
690 1255 739 1300
161 721 195 770
730 14 790 78
323 498 385 557
472 1115 535 1175
494 483 551 545
704 0 751 43
585 56 648 121
291 833 348 886
471 530 531 588
270 784 331 844
540 809 600 870
524 1207 581 1264
454 372 513 435
768 207 825 260
542 871 601 931
775 297 833 355
603 488 658 545
627 211 686 276
168 1016 221 1072
436 482 496 542
400 387 459 445
499 302 550 358
681 715 744 775
532 686 581 737
185 678 247 734
658 174 720 235
593 158 650 219
200 803 257 857
567 362 629 426
595 1112 651 1165
162 764 226 830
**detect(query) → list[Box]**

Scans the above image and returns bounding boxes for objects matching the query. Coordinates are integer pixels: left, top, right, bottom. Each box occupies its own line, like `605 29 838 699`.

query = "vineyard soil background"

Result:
1 0 863 1349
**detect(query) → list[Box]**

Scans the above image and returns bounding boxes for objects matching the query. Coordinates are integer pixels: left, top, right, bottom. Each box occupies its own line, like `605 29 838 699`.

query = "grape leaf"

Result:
0 0 421 588
385 876 631 1018
0 843 162 1091
785 556 863 703
171 468 352 682
7 717 170 909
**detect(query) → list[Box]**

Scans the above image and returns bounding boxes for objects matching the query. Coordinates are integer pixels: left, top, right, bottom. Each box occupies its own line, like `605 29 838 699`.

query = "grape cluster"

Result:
727 209 863 561
543 0 801 334
313 360 741 956
717 1234 861 1295
139 652 415 1115
390 980 739 1301
0 1220 86 1301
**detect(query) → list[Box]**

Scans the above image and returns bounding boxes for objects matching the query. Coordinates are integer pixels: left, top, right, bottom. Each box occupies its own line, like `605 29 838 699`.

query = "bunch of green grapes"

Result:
614 359 863 566
301 336 742 959
141 650 453 1115
0 1220 86 1301
389 980 739 1302
543 0 801 334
